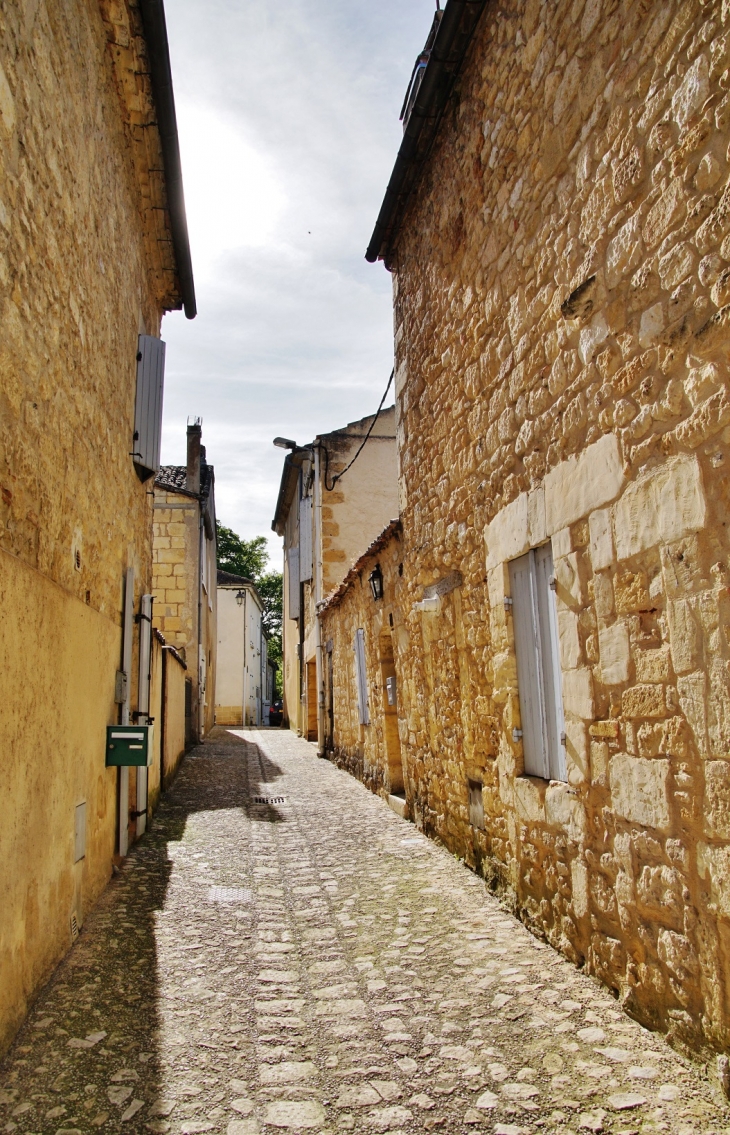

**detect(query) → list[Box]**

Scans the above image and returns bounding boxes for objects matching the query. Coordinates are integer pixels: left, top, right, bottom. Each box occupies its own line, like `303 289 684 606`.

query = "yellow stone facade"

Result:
152 479 217 741
345 0 730 1057
0 0 190 1054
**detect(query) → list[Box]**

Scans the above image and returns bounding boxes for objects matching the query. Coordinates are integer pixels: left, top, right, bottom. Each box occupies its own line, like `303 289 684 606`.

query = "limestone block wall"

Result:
320 531 406 797
388 0 730 1053
152 490 199 655
0 0 179 1055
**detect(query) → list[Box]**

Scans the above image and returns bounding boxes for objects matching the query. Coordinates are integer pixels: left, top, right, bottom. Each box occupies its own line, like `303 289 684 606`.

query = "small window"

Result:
509 544 566 782
468 780 484 829
353 628 370 726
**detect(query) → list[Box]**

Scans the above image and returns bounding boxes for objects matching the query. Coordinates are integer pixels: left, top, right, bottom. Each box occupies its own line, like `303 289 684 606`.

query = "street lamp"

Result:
235 590 245 606
273 437 297 450
368 565 384 601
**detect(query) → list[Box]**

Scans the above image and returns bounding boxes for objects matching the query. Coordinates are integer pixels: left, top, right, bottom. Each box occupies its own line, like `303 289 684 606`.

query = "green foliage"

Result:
216 522 282 694
216 525 269 580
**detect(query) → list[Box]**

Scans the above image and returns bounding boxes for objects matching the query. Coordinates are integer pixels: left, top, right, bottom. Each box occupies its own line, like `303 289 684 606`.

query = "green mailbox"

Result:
106 724 153 767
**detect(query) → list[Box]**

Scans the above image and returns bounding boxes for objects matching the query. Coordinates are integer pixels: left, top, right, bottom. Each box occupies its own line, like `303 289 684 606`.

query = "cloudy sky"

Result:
160 0 435 564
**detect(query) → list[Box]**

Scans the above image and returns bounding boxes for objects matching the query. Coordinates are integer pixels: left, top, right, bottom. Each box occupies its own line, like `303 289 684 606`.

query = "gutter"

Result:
365 0 487 267
138 0 197 319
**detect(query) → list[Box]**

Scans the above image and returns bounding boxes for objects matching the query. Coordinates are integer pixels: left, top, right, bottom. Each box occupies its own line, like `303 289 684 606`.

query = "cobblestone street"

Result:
2 729 729 1135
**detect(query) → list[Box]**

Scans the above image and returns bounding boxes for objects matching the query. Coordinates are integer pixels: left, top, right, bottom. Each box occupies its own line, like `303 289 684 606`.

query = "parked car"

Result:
269 700 283 727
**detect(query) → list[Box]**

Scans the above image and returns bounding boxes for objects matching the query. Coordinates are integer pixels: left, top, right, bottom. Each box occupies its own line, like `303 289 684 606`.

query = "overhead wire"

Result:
322 368 395 492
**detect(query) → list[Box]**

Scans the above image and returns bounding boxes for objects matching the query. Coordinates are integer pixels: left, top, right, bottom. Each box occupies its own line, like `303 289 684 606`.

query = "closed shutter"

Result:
509 545 565 781
299 497 313 582
133 335 166 478
288 548 300 619
353 628 369 725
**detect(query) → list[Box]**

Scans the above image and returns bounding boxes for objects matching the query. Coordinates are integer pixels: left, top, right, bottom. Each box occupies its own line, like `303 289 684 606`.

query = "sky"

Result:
160 0 436 566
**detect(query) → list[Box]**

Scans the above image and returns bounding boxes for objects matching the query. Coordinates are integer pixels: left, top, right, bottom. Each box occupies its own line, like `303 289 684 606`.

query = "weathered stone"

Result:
610 754 671 832
613 455 706 561
599 622 629 686
622 685 666 719
544 434 625 536
589 509 614 572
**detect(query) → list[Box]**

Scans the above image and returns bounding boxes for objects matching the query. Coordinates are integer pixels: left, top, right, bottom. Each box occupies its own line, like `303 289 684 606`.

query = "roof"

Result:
319 519 402 614
216 569 264 611
155 464 213 498
217 569 255 587
138 0 196 318
365 0 487 266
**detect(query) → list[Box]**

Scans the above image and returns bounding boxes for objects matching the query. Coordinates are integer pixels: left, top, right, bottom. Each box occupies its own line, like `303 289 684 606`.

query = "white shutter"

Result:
510 552 548 779
534 543 566 781
299 497 313 582
509 546 566 781
288 548 300 619
353 628 369 725
133 335 166 476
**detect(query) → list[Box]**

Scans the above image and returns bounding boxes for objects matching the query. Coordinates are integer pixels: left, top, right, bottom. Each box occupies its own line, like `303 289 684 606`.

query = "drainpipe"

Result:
313 445 325 757
135 593 153 836
119 566 135 858
242 586 247 727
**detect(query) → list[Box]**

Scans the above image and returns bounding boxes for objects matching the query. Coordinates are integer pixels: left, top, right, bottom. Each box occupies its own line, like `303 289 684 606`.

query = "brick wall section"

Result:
384 0 730 1054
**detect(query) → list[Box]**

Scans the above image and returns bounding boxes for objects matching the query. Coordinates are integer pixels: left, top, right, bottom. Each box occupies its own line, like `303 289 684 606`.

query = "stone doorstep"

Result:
388 794 409 820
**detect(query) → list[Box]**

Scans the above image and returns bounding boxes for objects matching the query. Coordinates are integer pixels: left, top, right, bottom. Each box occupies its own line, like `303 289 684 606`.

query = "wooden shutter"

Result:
299 497 313 582
133 335 166 477
288 548 300 619
354 628 370 725
509 546 566 781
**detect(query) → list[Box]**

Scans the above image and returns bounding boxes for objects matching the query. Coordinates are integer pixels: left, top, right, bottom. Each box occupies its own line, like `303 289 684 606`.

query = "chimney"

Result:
186 419 202 495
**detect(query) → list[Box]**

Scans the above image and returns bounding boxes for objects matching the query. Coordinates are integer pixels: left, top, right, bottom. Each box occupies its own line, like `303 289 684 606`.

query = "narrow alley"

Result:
1 731 727 1135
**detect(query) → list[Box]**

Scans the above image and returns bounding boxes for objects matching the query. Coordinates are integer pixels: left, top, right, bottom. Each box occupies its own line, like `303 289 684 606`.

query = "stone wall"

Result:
0 0 183 1054
385 0 730 1054
152 488 217 739
320 527 406 798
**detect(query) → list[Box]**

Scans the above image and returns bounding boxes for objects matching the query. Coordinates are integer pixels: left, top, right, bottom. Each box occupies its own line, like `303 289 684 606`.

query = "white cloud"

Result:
160 0 435 566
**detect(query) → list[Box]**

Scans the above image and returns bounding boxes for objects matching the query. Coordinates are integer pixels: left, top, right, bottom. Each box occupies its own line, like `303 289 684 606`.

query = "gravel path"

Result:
2 727 728 1135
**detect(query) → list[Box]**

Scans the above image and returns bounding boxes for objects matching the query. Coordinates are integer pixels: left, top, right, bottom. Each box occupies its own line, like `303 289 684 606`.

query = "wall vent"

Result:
70 913 79 942
252 796 285 805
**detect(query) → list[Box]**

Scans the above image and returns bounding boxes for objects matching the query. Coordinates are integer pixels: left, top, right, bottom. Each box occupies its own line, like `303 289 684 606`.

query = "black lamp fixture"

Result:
235 590 245 606
273 437 297 450
368 565 384 601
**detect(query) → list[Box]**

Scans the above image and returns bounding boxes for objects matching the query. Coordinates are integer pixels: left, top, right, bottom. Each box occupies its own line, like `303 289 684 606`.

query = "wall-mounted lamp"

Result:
368 565 384 601
273 437 297 450
235 590 245 606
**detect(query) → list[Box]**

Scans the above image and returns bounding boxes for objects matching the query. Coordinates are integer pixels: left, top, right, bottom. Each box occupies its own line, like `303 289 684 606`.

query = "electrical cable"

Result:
323 368 395 492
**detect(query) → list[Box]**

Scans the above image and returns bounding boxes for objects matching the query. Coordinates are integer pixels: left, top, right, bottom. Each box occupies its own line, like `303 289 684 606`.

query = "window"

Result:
353 628 370 726
509 544 566 782
132 335 166 480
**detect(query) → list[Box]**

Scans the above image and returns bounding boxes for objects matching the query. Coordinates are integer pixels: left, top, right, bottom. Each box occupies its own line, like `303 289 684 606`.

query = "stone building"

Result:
319 521 406 811
361 0 730 1055
215 570 267 727
0 0 194 1053
152 421 217 743
272 409 398 744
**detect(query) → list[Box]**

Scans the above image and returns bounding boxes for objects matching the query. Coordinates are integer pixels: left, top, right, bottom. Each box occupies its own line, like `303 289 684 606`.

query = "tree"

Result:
216 522 283 695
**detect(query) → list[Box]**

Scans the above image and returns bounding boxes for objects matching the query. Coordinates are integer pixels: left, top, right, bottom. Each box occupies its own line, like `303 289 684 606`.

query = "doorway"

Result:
379 631 403 794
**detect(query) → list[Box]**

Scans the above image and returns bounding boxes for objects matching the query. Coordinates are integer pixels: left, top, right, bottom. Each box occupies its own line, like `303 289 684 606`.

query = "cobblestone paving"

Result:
2 728 729 1135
